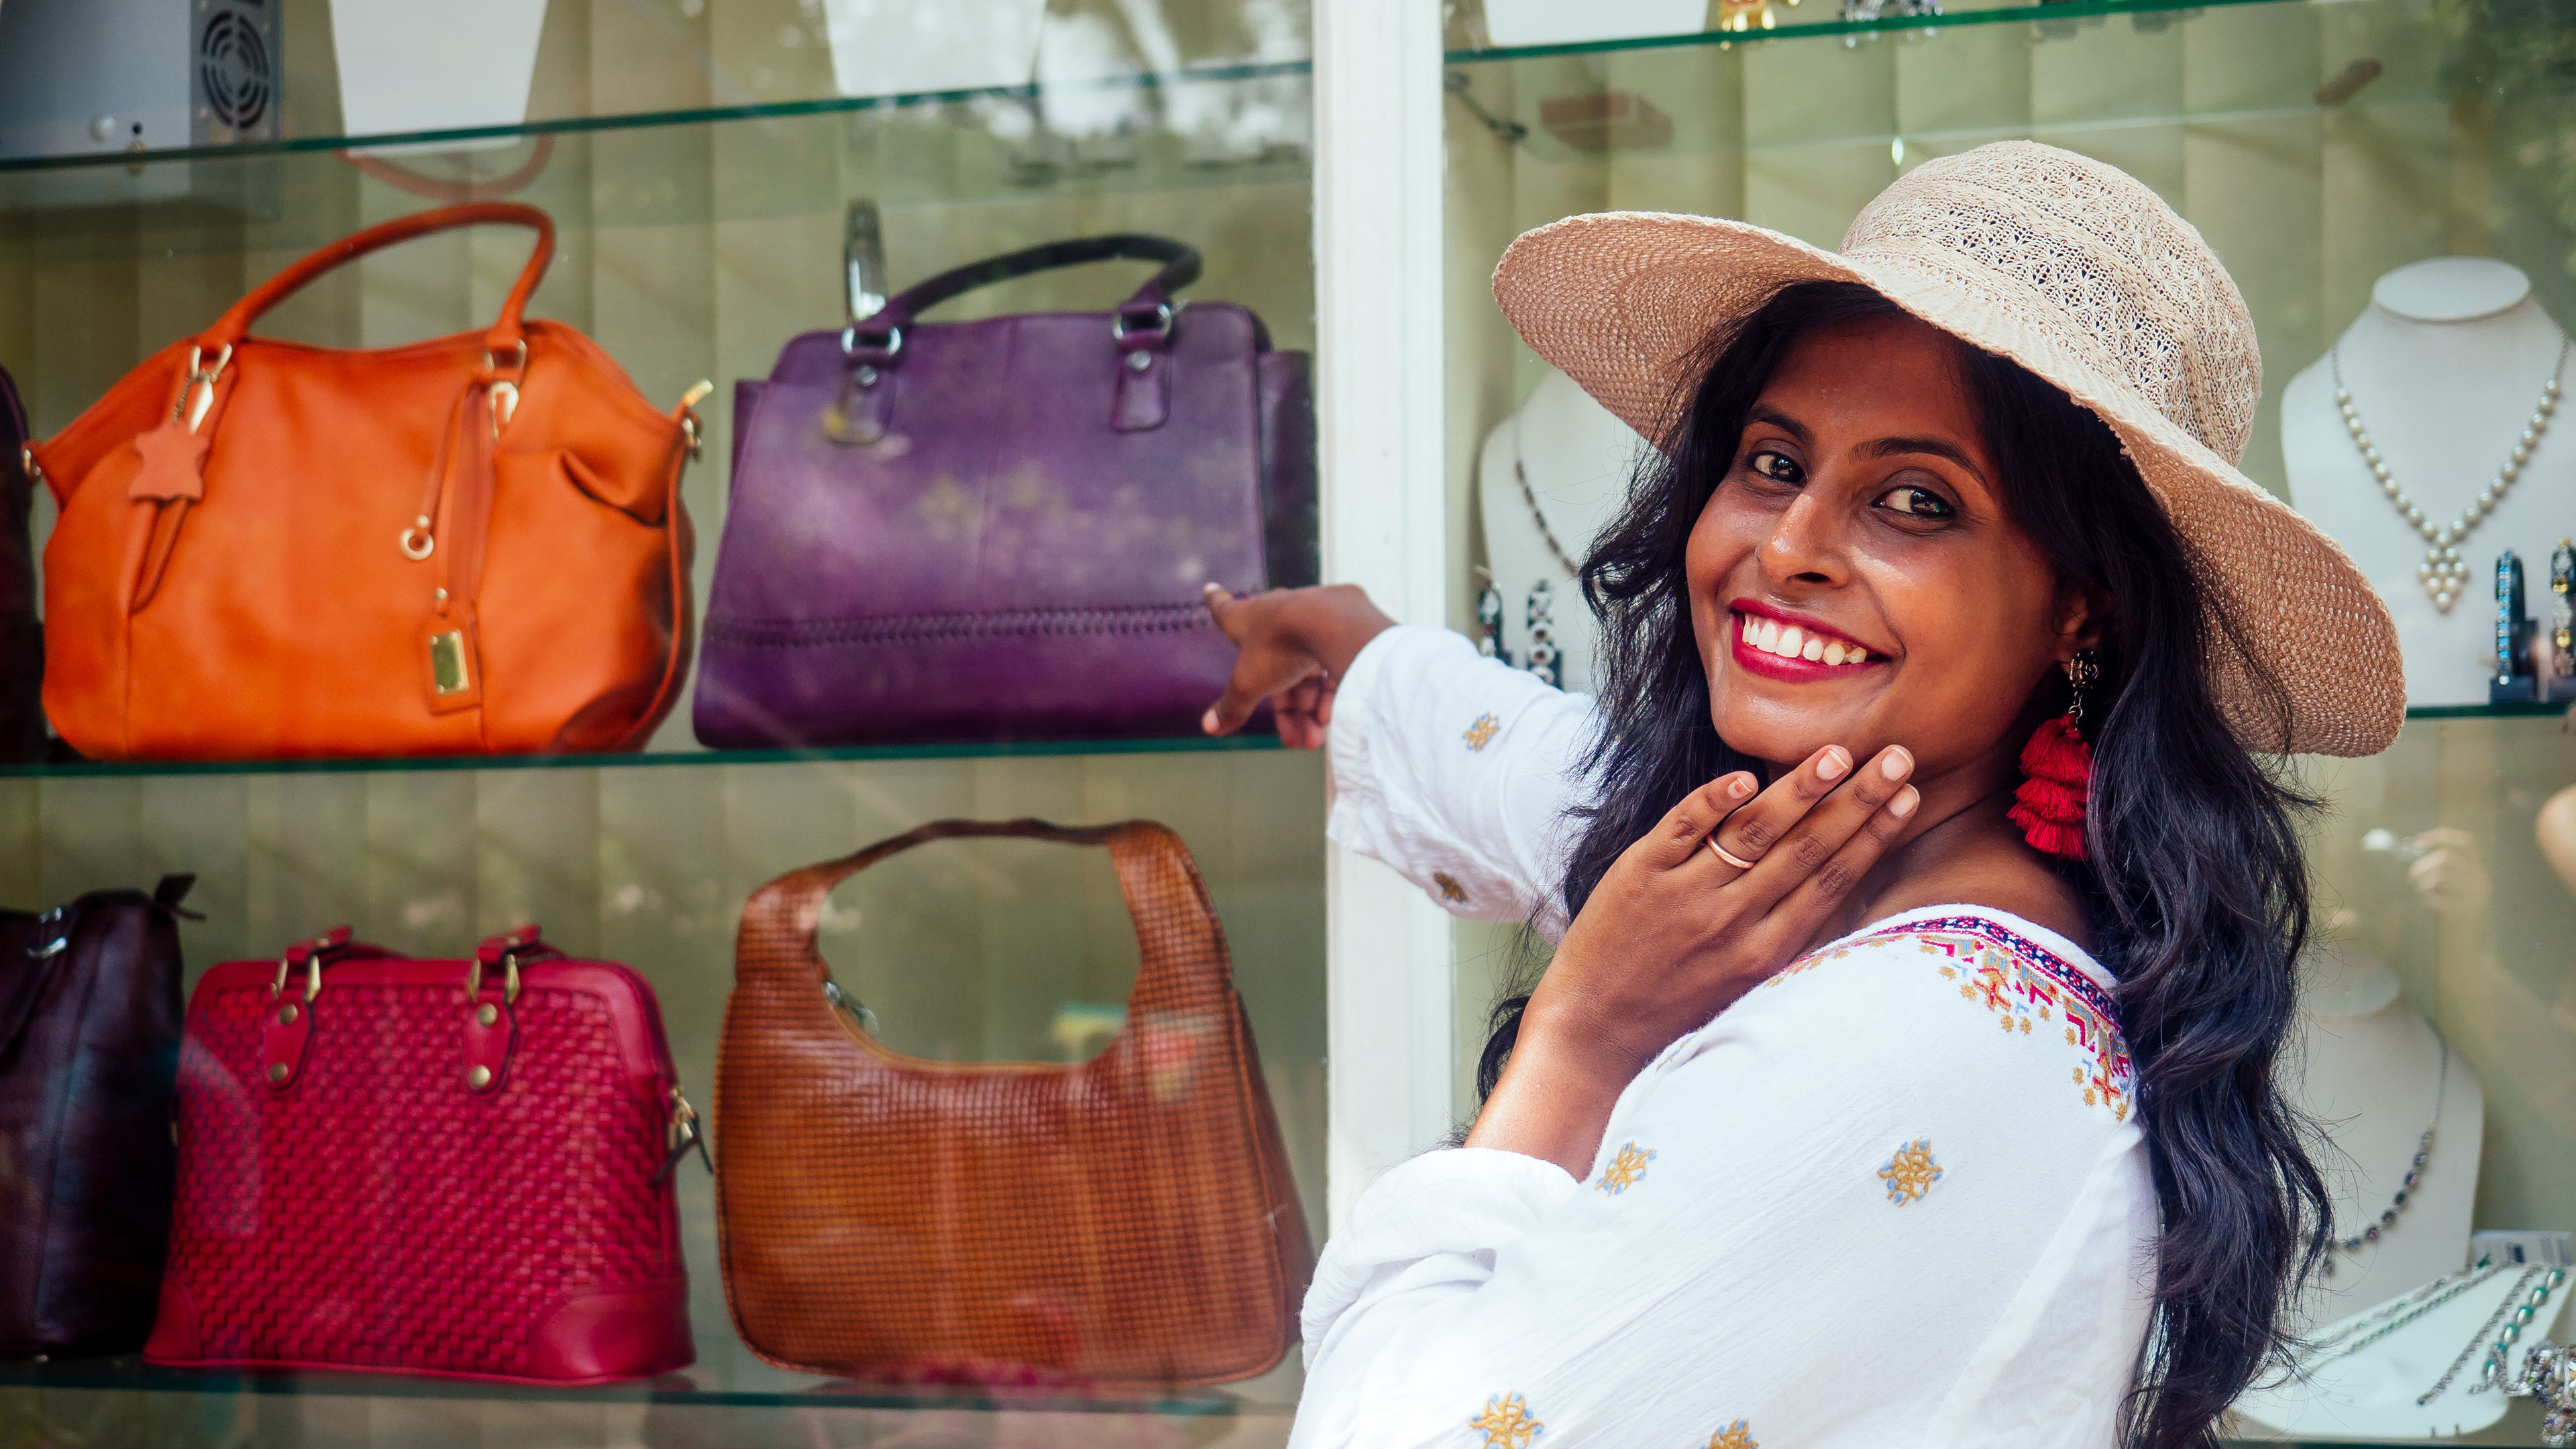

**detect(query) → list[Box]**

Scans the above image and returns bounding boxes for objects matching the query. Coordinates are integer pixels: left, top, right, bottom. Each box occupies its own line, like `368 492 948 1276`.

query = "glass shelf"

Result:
0 59 1318 178
0 1356 1282 1415
0 733 1284 781
1448 0 2271 61
3 707 2563 782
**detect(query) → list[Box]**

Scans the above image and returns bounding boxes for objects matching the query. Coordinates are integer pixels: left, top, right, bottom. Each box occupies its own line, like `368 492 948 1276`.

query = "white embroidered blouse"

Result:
1294 626 2157 1449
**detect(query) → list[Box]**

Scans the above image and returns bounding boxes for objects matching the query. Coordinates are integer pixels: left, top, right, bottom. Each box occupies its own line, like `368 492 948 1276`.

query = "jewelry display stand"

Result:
2289 943 2485 1332
1474 366 1645 694
2235 1262 2571 1440
2282 258 2575 707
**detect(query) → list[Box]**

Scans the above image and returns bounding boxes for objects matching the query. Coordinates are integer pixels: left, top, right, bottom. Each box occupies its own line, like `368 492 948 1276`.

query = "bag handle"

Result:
847 234 1201 364
735 818 1233 1008
198 203 555 360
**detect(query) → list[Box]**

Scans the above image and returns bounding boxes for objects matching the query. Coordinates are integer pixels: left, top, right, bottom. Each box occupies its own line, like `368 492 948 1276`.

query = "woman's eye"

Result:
1876 484 1955 521
1747 450 1803 484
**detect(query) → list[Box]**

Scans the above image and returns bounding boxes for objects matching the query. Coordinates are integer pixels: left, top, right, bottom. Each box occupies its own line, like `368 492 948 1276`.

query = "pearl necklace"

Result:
2333 340 2569 612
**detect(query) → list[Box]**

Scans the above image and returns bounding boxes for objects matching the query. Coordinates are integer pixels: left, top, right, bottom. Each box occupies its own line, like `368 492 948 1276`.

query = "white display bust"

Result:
2282 258 2575 706
2288 943 2483 1332
1476 367 1645 695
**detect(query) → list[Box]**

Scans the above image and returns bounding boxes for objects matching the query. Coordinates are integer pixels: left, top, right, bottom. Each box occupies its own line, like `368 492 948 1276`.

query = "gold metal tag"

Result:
429 630 471 696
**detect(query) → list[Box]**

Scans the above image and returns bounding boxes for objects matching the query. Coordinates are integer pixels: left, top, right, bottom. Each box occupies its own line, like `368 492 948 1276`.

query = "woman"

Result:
1203 142 2404 1448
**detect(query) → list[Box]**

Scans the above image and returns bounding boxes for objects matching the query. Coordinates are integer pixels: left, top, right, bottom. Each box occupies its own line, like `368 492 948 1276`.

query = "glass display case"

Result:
11 0 2576 1442
1443 1 2576 1443
0 1 1327 1443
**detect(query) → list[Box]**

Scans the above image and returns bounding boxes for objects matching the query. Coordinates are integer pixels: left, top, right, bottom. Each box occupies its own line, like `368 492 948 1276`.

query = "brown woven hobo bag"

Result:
714 818 1313 1384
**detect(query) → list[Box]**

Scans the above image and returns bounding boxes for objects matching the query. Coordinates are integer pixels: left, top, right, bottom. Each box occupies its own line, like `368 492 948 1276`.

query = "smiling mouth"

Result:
1730 610 1883 674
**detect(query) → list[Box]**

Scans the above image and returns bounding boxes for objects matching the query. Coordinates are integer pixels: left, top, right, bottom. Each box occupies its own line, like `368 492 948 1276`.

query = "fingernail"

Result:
1200 708 1219 734
1202 581 1222 594
1725 773 1754 800
1816 748 1849 781
1890 785 1920 818
1881 747 1912 780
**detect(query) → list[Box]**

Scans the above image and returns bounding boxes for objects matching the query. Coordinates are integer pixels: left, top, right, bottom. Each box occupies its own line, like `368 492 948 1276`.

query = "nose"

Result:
1759 490 1849 588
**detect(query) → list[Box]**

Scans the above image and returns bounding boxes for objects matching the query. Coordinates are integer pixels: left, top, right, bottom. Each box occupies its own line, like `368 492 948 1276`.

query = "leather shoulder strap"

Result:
201 203 554 358
734 818 1230 1000
859 235 1201 338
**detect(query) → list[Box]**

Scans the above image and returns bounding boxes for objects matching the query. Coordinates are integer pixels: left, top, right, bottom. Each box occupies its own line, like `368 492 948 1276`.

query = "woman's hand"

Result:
1201 583 1397 748
1466 744 1921 1176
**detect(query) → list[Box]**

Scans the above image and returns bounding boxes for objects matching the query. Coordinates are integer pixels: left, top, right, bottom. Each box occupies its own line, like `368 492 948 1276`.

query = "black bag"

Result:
0 877 195 1355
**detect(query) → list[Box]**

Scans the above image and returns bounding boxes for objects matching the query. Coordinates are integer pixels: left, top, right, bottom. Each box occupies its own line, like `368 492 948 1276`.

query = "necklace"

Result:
2322 1035 2447 1275
2332 339 2567 612
1509 417 1580 579
2420 1267 2547 1405
2471 1265 2569 1398
2304 1263 2494 1358
2302 1263 2507 1369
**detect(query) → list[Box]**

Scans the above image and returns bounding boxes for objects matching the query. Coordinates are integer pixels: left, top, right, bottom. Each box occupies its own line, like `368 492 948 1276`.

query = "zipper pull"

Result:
652 1083 712 1184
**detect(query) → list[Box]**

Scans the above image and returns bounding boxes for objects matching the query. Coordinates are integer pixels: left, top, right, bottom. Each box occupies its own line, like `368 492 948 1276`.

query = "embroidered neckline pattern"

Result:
1471 1392 1544 1446
1766 914 2135 1122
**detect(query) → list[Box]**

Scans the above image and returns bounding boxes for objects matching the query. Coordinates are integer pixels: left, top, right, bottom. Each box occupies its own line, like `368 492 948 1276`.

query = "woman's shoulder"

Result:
1731 905 2137 1126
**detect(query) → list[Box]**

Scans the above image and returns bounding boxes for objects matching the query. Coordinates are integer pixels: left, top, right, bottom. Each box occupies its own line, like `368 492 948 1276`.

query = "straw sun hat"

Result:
1492 139 2402 759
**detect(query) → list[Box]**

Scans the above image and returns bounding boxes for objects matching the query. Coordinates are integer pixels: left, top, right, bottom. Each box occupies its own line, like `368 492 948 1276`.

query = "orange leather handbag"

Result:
34 203 699 760
715 819 1313 1386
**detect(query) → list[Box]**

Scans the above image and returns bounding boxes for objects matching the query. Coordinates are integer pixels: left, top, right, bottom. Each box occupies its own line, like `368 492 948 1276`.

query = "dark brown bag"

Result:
0 364 43 762
714 820 1311 1385
0 876 194 1356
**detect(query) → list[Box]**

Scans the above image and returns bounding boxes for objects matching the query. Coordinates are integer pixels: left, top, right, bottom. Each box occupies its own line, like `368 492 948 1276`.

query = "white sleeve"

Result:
1287 925 2155 1449
1326 626 1602 941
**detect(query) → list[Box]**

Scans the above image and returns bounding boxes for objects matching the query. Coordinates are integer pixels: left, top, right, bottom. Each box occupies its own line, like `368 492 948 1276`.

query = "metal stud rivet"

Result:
467 1065 493 1089
476 1004 498 1027
277 1003 297 1025
1125 350 1152 373
266 1062 289 1084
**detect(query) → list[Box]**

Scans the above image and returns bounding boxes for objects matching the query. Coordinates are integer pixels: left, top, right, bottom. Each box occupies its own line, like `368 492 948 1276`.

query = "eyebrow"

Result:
1860 435 1990 485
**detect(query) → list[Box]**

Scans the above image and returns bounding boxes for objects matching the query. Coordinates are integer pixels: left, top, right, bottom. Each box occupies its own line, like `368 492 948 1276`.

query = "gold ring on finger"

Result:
1705 836 1760 870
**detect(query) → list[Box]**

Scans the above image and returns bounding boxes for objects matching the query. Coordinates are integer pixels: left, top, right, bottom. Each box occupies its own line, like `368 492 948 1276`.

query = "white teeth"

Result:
1737 612 1870 665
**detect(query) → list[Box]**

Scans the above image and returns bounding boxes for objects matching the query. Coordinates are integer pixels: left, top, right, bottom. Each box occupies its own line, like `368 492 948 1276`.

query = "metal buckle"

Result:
27 906 66 959
840 324 903 362
268 936 327 1002
178 343 231 432
464 951 523 1007
822 979 879 1037
1111 301 1175 344
480 340 529 374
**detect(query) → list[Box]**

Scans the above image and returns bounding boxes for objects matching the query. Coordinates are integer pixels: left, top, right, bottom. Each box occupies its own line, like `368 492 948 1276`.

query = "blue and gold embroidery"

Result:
1705 1421 1758 1449
1764 916 2134 1122
1471 1392 1544 1446
1878 1138 1941 1204
1462 712 1501 752
1432 871 1469 904
1597 1141 1655 1195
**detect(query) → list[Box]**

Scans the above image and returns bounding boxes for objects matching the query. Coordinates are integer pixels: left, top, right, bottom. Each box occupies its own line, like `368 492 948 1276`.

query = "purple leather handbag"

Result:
696 234 1316 748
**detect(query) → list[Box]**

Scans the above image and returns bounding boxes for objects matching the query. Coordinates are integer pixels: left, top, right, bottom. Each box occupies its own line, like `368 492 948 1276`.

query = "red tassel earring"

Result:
2009 651 2096 861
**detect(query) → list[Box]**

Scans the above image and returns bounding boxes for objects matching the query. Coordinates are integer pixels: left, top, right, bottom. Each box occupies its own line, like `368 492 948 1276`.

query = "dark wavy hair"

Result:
1475 281 2328 1449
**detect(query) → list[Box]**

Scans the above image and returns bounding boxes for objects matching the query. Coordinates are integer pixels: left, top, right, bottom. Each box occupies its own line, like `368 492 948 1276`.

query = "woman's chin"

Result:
1710 658 1884 763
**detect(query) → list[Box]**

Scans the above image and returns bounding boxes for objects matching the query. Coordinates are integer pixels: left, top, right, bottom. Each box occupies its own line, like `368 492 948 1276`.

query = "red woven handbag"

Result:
145 926 702 1383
